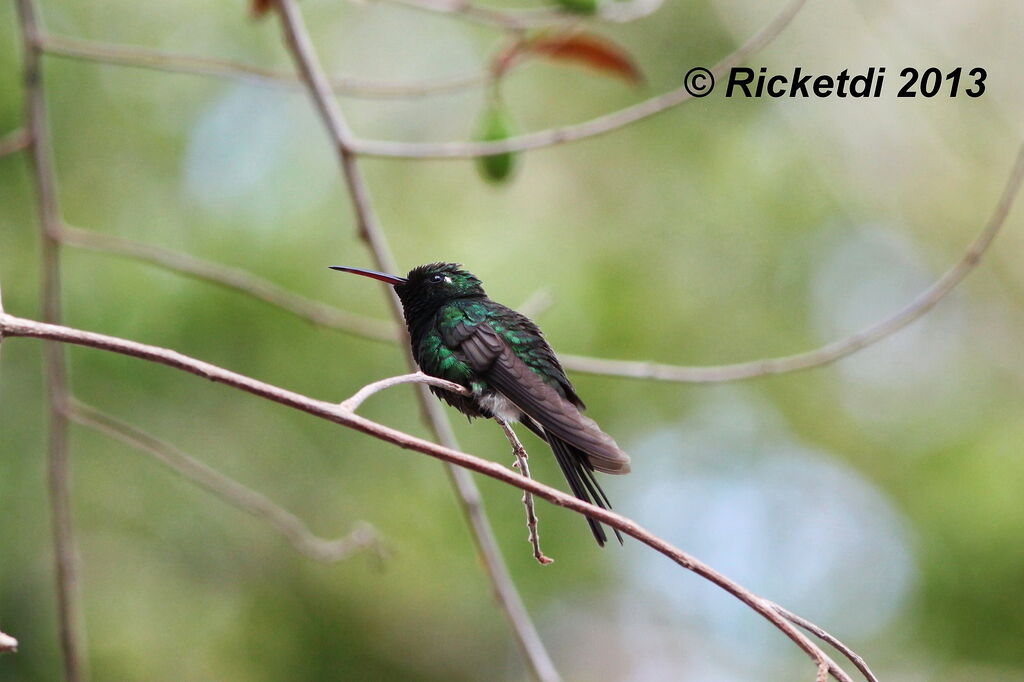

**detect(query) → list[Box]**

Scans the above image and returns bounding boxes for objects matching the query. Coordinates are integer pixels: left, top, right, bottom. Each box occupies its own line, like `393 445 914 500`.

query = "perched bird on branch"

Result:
330 262 631 545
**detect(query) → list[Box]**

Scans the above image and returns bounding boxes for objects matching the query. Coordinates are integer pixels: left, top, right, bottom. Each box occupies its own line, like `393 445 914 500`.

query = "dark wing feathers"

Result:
449 318 631 475
448 310 629 546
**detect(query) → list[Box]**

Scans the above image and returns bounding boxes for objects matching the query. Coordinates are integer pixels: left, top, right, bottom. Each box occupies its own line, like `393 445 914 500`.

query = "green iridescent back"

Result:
412 298 581 418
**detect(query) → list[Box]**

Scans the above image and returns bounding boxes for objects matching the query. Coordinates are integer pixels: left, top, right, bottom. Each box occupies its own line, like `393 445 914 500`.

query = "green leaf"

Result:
555 0 600 15
474 104 517 184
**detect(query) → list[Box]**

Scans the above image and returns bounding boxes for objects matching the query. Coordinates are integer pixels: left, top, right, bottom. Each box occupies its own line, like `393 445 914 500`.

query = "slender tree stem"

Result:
14 1 88 680
272 2 562 679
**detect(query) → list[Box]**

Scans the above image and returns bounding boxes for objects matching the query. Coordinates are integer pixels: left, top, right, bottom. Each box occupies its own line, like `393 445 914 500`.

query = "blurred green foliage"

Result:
2 1 1024 680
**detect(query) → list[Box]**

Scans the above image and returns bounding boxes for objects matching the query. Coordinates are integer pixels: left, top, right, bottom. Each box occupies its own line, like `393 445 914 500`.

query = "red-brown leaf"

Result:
251 0 274 18
524 33 643 86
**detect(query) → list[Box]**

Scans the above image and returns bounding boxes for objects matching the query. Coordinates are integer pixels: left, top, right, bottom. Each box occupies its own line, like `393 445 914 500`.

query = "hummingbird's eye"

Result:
428 274 445 283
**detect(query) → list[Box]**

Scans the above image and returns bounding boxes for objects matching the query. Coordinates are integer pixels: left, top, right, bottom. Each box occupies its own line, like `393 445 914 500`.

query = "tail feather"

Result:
548 434 623 547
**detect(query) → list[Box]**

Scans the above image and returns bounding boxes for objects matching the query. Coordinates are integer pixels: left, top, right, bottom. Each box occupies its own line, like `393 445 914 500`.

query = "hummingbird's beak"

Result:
329 265 407 286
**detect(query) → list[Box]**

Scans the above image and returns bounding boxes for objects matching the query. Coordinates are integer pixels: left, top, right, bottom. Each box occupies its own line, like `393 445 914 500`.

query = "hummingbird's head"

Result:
399 262 485 304
329 262 486 312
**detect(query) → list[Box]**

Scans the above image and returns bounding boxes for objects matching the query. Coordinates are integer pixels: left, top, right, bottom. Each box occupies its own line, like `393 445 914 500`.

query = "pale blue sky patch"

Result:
182 85 334 226
622 390 916 668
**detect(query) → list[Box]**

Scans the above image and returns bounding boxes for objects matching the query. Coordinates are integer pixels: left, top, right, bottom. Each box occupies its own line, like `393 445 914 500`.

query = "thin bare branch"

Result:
560 142 1024 382
58 223 397 342
2 0 933 677
58 136 1024 387
38 34 491 100
14 1 88 680
0 312 861 682
65 401 386 564
516 288 555 320
272 2 563 679
774 604 879 682
350 0 810 158
381 0 543 31
340 371 469 412
0 630 17 654
33 0 982 393
499 421 553 565
596 0 665 24
339 373 551 564
382 0 663 31
0 128 29 158
59 223 551 344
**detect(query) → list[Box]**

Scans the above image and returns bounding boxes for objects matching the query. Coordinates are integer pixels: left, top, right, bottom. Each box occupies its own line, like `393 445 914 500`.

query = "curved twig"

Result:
515 288 555 319
340 371 468 411
6 0 987 677
0 312 862 682
58 222 561 345
271 1 563 679
559 142 1024 382
350 0 810 158
342 375 552 564
381 0 663 31
774 604 879 682
65 401 387 564
58 223 397 342
58 140 1024 386
0 630 18 655
38 34 494 100
0 128 29 158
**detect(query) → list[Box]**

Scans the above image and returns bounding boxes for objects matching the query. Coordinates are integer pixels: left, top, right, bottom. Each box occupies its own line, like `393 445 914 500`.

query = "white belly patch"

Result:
476 392 522 423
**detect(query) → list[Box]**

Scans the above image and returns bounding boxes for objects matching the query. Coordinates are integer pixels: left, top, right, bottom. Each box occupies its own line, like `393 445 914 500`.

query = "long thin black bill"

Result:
329 265 407 286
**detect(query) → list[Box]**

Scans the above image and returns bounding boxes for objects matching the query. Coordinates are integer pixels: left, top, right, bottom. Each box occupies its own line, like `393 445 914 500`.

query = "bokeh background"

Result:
2 0 1024 680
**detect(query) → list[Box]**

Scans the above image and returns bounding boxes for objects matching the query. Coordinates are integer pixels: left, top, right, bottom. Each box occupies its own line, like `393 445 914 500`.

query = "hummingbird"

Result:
330 262 631 546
